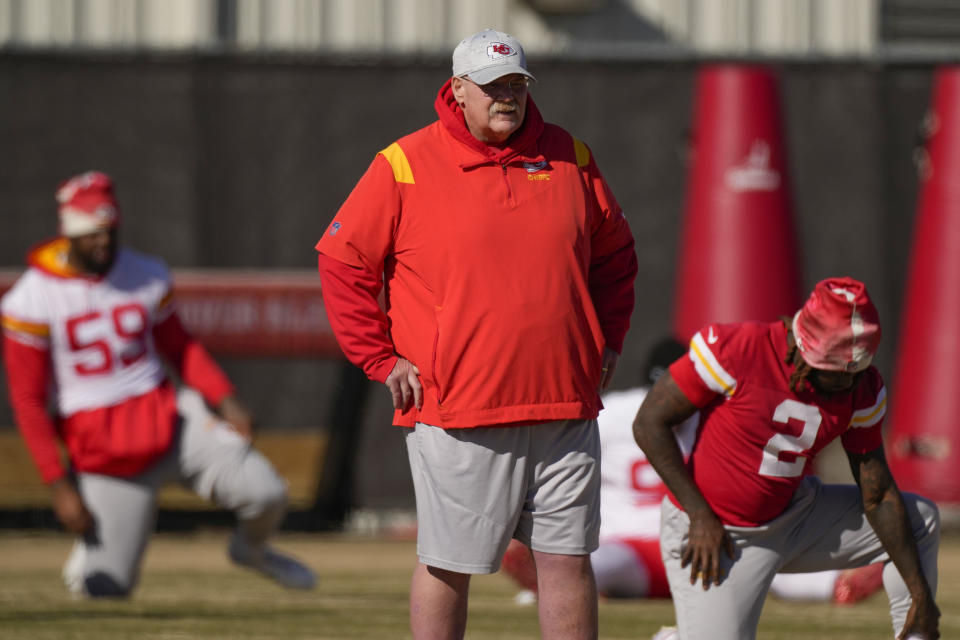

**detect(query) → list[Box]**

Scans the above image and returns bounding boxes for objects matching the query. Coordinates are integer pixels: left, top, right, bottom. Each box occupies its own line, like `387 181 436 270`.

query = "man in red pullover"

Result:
316 29 637 639
2 171 314 597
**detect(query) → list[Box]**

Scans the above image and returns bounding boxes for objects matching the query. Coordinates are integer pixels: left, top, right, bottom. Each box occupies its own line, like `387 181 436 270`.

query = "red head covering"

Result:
56 171 120 237
792 277 881 372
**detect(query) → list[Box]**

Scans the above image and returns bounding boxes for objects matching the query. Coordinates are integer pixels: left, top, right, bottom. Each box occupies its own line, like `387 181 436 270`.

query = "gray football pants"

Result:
660 476 940 640
72 387 288 596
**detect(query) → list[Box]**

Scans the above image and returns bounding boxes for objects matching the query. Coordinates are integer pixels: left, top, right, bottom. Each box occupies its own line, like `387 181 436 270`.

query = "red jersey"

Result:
669 321 885 527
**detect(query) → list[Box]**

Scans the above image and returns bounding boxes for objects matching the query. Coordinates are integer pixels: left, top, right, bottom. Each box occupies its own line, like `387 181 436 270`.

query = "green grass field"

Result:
0 530 957 639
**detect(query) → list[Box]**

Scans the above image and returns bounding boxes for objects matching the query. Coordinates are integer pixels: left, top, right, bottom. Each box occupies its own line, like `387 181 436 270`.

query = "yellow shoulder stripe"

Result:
31 238 77 277
849 386 887 429
379 142 415 184
573 138 591 168
1 315 50 338
690 338 736 397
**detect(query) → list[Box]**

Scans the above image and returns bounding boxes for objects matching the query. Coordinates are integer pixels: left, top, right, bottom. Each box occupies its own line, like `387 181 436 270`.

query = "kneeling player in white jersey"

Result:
1 171 315 597
502 338 884 606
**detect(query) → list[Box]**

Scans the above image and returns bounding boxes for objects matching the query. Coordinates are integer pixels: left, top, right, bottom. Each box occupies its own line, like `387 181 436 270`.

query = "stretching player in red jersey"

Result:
1 171 315 597
634 278 940 640
502 338 884 607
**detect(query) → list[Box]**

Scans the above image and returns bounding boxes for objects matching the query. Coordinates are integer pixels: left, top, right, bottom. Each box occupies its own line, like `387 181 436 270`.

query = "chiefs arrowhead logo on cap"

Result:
487 43 515 58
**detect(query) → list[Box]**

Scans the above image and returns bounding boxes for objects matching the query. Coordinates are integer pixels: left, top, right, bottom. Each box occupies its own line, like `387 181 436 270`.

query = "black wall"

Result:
0 52 937 508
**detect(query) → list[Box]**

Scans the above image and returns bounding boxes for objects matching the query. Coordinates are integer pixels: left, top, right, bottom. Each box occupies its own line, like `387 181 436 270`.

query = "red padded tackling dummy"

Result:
888 66 960 504
673 65 802 340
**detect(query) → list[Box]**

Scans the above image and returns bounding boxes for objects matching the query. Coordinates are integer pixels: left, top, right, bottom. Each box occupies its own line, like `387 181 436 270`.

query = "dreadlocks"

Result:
783 316 865 396
781 316 815 393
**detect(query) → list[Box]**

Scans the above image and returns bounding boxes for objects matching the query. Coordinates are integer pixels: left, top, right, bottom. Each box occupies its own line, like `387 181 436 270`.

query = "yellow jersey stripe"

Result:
849 386 886 429
573 138 591 168
1 315 50 338
380 142 415 184
690 332 737 397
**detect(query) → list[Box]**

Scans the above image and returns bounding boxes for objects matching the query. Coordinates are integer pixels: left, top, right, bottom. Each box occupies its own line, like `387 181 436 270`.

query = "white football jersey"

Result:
598 387 698 540
1 239 173 417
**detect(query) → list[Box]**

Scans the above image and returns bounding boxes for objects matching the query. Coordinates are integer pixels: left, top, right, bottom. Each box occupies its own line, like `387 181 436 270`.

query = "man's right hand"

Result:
51 477 93 535
385 357 422 412
634 371 732 590
682 507 735 590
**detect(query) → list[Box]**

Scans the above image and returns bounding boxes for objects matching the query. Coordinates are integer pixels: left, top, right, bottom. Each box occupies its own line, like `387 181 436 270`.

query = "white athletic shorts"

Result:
405 418 600 574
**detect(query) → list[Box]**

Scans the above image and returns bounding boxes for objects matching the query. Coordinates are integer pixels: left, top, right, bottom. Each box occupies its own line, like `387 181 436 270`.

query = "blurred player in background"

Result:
502 337 884 605
1 171 315 597
635 278 940 640
316 28 637 639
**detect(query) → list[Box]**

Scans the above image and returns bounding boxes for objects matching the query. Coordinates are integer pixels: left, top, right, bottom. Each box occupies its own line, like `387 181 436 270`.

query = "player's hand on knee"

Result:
219 395 255 441
682 508 734 590
385 357 422 412
51 478 94 535
899 597 940 639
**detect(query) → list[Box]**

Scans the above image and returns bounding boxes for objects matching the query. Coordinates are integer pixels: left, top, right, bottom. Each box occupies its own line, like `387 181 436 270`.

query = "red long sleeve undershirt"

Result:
151 311 234 405
316 252 398 383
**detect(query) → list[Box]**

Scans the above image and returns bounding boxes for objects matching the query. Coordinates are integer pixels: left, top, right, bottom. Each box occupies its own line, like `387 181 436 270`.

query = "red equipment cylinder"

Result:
673 65 802 340
887 66 960 504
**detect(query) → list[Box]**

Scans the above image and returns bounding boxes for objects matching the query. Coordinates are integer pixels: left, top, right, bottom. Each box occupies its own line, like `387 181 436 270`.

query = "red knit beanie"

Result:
792 277 881 372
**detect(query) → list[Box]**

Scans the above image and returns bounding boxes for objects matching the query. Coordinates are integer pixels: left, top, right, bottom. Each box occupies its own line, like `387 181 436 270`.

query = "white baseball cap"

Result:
452 29 536 85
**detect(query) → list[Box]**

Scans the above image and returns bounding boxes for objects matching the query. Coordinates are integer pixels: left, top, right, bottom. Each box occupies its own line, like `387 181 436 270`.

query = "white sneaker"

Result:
62 540 87 597
651 626 679 640
228 532 316 590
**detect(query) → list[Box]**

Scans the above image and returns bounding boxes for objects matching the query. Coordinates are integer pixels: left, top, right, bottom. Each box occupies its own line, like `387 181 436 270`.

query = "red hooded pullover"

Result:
316 80 637 428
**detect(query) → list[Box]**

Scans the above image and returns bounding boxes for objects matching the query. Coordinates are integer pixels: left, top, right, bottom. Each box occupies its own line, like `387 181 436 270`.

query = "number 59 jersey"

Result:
1 239 171 417
668 321 886 527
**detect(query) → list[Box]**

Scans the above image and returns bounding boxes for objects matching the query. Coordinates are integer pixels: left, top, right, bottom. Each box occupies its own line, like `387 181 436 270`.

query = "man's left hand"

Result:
599 347 619 391
219 395 255 441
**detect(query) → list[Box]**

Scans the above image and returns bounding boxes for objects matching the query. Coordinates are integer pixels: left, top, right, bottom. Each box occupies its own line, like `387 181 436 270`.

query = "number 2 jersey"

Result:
1 238 233 483
668 320 886 527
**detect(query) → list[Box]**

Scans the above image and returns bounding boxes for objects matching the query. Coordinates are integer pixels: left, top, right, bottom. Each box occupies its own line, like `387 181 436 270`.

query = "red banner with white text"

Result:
0 269 341 358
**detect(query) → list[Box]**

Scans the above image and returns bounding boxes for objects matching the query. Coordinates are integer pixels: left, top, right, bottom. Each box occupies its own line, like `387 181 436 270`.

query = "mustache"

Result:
490 102 518 114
